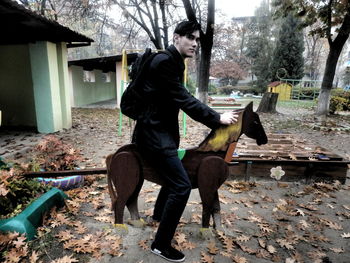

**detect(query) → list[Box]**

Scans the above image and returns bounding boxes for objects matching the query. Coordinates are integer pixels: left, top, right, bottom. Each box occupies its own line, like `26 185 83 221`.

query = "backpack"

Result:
120 48 169 120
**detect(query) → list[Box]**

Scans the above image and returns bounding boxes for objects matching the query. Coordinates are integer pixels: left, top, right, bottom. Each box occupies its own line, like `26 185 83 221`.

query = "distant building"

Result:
68 54 137 107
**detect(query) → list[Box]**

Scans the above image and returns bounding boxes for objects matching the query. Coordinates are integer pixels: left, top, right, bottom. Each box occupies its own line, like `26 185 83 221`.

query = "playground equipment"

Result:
118 49 189 136
106 102 268 229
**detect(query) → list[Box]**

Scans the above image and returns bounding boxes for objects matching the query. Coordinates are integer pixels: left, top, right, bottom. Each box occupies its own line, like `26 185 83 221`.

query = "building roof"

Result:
68 53 139 72
0 0 93 47
268 81 283 87
268 81 292 87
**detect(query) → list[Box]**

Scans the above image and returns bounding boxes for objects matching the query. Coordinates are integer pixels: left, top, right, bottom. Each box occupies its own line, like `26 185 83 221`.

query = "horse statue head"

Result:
197 102 268 152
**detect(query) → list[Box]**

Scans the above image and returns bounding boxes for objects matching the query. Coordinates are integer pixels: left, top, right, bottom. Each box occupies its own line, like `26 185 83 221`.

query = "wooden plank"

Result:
233 151 342 160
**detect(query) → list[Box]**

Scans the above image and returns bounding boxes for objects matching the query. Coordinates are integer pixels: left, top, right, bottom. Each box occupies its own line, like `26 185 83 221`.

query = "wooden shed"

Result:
267 81 292 101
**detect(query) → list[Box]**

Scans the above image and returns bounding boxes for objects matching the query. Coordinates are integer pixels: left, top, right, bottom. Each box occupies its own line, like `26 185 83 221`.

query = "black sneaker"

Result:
151 243 185 262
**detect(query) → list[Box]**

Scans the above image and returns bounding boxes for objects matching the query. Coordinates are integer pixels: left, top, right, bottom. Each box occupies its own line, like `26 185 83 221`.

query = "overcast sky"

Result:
216 0 262 18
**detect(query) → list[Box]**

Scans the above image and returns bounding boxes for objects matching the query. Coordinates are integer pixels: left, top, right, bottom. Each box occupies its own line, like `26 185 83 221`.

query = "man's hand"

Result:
220 111 239 125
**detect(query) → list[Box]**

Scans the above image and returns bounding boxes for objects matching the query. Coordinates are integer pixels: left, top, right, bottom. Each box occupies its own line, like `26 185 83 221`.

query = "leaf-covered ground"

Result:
1 100 350 263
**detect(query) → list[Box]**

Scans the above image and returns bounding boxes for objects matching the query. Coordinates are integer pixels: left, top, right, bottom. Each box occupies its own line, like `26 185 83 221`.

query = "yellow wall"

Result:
268 83 291 101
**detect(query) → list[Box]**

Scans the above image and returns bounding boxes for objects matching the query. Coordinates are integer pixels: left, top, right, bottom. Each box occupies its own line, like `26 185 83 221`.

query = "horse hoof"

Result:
128 218 146 228
113 224 128 235
199 228 214 240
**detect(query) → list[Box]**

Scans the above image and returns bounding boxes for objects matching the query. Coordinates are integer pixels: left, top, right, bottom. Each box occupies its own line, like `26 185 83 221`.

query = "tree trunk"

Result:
257 92 279 113
183 0 214 104
316 10 350 115
316 44 343 115
198 40 211 103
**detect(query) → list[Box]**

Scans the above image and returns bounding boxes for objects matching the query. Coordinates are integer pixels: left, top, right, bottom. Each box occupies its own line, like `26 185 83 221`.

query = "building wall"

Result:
69 65 117 107
0 45 37 127
29 41 64 133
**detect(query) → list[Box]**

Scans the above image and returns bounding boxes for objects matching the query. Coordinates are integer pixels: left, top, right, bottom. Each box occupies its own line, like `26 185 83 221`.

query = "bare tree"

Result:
182 0 215 103
111 0 179 49
304 23 328 81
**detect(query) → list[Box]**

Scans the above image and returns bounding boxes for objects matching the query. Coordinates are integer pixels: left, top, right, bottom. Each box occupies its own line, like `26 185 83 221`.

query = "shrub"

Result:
329 96 350 114
0 166 50 218
292 87 320 100
219 85 235 95
328 90 350 114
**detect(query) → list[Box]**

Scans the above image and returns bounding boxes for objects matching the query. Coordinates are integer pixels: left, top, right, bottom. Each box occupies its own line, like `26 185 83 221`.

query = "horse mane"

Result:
197 108 246 152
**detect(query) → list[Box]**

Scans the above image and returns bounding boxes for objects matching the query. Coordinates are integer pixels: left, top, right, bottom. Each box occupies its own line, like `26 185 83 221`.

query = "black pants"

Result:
139 148 191 249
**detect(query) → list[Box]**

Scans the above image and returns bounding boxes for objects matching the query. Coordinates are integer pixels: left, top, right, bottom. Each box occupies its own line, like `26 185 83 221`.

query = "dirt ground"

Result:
1 100 350 263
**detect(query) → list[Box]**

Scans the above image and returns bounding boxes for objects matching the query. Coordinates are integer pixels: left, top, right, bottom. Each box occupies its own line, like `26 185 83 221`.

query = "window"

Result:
83 70 95 82
102 72 111 83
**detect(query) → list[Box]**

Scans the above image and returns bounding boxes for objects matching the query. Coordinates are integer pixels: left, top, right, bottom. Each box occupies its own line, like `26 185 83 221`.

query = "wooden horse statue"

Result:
106 102 268 231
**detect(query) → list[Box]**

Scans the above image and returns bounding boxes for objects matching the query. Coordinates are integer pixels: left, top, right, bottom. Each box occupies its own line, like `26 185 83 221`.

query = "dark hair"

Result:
174 20 201 36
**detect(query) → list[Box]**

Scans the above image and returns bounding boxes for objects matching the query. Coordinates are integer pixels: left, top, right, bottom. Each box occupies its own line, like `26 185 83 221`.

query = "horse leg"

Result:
107 151 141 226
212 191 222 230
126 178 146 227
197 156 228 229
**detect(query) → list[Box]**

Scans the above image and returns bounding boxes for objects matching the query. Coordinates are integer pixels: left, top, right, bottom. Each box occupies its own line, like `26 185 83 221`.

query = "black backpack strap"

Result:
134 49 172 83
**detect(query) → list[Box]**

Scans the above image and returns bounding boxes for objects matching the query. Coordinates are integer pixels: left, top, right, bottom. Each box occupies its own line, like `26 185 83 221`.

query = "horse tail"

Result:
106 154 118 211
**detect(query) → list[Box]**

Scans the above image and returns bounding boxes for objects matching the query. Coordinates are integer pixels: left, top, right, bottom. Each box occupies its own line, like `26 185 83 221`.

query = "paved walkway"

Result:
0 99 118 161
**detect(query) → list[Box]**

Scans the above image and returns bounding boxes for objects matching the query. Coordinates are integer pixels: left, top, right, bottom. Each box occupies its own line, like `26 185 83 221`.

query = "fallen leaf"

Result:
341 232 350 238
56 230 74 241
329 247 344 253
232 254 248 263
295 209 305 217
207 241 219 255
276 239 294 250
322 219 343 230
182 241 196 250
267 245 276 254
174 232 187 245
343 205 350 211
326 203 335 209
289 153 297 160
200 252 214 263
285 258 296 263
256 248 271 259
236 235 250 243
50 255 79 263
299 220 309 229
138 240 149 250
258 238 266 249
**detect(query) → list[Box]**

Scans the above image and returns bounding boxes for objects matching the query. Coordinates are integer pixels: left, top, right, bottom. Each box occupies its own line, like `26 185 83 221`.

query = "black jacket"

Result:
134 45 221 156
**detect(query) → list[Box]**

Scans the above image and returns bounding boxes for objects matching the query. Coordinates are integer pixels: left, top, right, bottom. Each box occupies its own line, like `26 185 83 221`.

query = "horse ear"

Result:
245 101 253 112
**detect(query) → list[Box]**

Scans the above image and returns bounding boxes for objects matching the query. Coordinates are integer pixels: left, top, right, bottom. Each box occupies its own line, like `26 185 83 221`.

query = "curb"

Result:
0 188 68 240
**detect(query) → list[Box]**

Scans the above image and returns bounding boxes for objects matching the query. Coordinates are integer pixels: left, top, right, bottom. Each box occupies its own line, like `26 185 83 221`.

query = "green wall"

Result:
29 41 63 133
0 45 37 127
69 65 117 107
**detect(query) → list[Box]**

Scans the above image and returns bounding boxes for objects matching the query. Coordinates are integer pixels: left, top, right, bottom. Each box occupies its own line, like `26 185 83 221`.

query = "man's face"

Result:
174 30 200 58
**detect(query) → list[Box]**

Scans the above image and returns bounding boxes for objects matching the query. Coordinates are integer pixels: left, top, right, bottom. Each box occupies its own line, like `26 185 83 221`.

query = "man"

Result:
133 20 238 262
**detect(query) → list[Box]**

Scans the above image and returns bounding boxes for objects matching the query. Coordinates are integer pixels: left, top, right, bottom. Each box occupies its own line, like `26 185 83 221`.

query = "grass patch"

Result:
277 99 316 110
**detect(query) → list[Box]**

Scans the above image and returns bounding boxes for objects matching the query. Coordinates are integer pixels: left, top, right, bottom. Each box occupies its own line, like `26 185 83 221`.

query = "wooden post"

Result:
257 92 279 113
224 142 237 163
